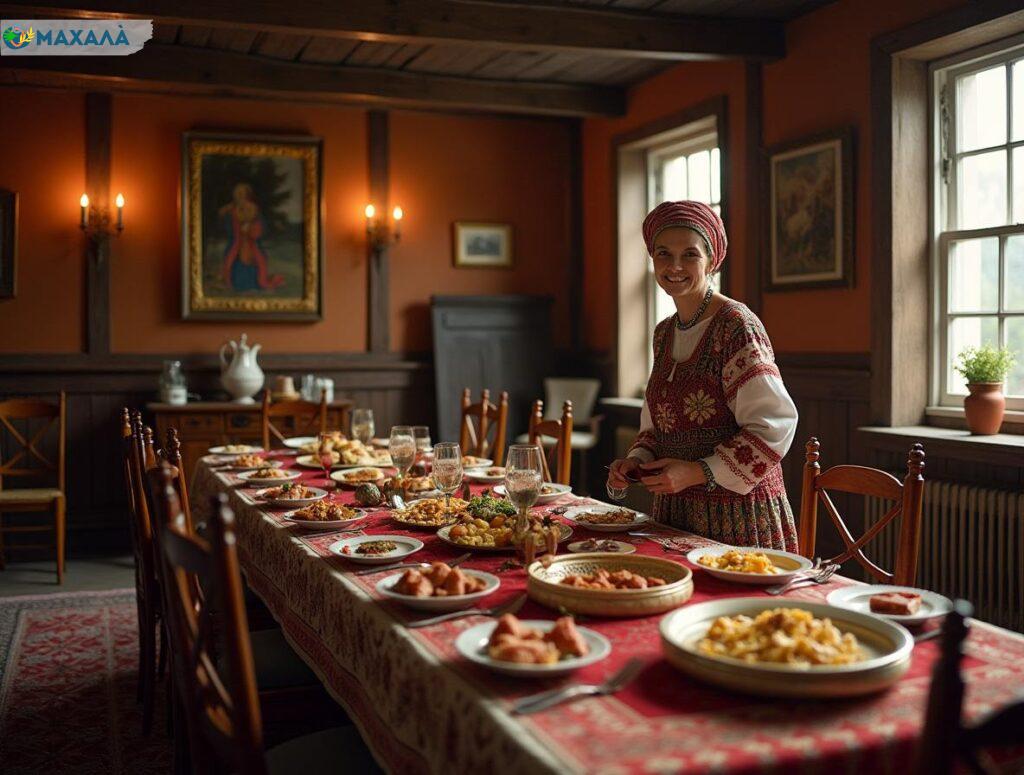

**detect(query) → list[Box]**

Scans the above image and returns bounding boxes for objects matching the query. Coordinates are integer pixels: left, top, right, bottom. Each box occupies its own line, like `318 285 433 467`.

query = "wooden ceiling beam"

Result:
0 42 625 117
0 0 786 60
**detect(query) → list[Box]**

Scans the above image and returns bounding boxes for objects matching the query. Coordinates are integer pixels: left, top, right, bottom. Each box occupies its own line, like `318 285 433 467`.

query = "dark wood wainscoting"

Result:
0 353 434 554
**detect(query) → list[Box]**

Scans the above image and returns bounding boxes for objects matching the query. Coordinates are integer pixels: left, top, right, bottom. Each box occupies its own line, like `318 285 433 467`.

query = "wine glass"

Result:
505 445 544 563
413 425 431 456
351 408 375 446
389 426 416 491
317 432 335 491
432 442 463 516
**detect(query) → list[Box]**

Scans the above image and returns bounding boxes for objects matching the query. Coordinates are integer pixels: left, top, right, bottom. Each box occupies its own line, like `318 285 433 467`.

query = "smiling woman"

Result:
607 200 799 551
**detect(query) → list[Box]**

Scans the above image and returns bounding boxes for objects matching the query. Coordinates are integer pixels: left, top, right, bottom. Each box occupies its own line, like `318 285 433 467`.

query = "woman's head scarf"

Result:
642 201 728 273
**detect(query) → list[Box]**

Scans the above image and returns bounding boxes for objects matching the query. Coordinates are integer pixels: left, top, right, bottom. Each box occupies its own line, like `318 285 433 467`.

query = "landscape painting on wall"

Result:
182 132 322 320
453 222 513 268
765 127 853 291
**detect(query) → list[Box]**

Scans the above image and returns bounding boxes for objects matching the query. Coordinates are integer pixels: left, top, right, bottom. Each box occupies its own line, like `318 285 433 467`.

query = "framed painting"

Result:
453 222 513 268
181 132 323 320
0 189 16 299
765 127 854 291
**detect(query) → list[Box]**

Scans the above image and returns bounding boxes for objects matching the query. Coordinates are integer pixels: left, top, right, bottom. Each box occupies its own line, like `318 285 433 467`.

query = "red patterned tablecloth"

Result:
191 453 1024 774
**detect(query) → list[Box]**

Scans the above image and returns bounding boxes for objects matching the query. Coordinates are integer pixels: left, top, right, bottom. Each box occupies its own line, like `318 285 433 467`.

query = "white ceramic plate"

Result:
329 534 424 565
217 457 283 472
281 507 366 531
562 504 651 533
455 619 611 678
283 436 318 449
464 466 506 483
566 539 636 555
376 569 500 612
371 437 390 448
330 467 387 488
254 486 327 508
685 545 814 586
491 483 573 505
236 468 302 486
660 597 913 698
827 585 954 625
209 444 264 455
461 457 493 469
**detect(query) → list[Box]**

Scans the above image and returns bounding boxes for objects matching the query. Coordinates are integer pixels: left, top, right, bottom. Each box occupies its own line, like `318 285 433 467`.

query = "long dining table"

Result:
191 450 1024 774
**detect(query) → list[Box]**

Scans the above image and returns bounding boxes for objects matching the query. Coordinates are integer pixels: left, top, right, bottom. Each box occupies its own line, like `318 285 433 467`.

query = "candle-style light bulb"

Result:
80 194 89 229
364 204 376 220
115 193 125 232
392 206 403 221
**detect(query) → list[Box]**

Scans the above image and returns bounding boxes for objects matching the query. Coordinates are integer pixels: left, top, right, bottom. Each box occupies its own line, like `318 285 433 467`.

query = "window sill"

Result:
924 405 1024 435
857 425 1024 468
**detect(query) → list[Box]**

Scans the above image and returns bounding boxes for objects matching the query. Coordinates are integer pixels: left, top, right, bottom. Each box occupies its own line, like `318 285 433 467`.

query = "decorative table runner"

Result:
191 455 1024 774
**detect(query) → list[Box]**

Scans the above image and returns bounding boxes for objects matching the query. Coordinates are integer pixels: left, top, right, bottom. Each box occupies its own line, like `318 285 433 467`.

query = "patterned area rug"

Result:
0 589 172 775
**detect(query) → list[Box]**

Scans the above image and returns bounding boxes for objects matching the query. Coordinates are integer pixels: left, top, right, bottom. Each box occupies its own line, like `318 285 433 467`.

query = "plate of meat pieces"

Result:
826 584 953 625
377 561 500 612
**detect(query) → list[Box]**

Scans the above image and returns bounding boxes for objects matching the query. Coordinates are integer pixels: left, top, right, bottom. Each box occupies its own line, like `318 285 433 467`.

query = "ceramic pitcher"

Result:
219 333 264 403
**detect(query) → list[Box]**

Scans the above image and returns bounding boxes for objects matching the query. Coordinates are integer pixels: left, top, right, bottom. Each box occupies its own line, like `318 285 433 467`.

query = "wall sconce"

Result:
80 192 125 243
365 203 403 251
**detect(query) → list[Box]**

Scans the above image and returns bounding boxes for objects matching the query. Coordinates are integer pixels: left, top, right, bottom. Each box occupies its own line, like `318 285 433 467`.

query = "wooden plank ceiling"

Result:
0 0 834 116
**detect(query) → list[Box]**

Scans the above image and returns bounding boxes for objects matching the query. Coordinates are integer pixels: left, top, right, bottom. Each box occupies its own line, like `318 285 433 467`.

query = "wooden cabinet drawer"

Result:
176 413 224 434
225 413 258 432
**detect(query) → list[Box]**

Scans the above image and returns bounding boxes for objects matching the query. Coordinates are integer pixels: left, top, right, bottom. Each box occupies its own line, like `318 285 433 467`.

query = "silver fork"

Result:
513 658 645 715
765 563 838 596
407 593 526 629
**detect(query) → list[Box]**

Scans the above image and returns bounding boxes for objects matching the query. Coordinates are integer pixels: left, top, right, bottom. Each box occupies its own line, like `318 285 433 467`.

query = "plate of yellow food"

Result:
686 546 813 586
660 598 913 698
330 467 387 488
461 455 493 469
218 454 282 471
463 466 506 483
391 497 469 529
281 501 366 531
209 444 264 455
236 466 303 486
328 534 424 565
376 562 500 612
455 614 611 678
562 504 651 533
437 514 572 552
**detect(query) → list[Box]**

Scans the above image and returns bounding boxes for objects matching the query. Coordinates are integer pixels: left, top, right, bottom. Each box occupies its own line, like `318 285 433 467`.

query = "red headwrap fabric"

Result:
642 200 728 273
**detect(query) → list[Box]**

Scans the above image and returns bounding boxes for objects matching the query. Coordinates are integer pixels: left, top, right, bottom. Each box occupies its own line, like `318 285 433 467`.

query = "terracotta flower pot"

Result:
963 382 1005 435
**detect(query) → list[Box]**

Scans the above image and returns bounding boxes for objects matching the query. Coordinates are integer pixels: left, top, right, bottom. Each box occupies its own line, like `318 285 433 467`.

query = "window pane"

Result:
957 64 1007 152
710 147 721 204
1013 60 1024 142
957 150 1007 228
1014 146 1024 224
949 238 999 312
662 156 687 201
949 316 999 394
1006 235 1024 311
688 149 711 203
1006 316 1024 396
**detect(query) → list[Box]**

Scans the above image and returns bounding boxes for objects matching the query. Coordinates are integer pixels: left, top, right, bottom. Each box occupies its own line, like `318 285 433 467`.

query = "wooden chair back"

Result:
798 437 925 586
527 399 573 485
0 392 66 492
917 599 1024 774
159 427 194 534
126 411 159 589
459 388 509 465
261 390 328 450
148 463 266 775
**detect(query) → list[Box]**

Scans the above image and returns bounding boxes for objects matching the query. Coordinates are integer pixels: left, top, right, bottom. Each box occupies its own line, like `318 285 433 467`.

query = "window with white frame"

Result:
645 130 721 352
933 37 1024 409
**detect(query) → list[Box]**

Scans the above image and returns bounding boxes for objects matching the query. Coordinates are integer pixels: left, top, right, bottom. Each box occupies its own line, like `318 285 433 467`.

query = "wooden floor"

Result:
0 555 134 598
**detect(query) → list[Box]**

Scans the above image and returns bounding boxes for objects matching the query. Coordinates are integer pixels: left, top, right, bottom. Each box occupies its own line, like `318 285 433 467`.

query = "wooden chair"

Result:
798 437 925 586
261 390 328 450
526 399 573 485
0 392 67 583
149 464 377 775
459 388 509 465
917 599 1024 774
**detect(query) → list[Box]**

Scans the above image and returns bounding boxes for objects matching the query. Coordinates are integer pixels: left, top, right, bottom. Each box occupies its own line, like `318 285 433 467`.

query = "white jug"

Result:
219 333 264 404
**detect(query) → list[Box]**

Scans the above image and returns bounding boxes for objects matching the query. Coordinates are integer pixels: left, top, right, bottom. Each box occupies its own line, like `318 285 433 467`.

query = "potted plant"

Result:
954 345 1016 435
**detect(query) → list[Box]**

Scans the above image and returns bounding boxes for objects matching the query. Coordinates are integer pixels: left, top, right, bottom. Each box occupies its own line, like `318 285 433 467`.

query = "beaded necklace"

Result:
674 285 714 330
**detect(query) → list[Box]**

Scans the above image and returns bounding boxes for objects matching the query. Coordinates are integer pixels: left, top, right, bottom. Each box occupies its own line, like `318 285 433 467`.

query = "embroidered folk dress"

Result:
628 300 799 551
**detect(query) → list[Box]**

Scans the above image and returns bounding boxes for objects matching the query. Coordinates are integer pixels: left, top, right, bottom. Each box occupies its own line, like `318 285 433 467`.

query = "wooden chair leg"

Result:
54 497 66 584
136 596 146 703
140 600 157 736
157 618 168 680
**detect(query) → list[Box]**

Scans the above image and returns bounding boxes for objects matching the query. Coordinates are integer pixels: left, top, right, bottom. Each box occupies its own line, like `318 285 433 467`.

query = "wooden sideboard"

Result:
148 400 353 479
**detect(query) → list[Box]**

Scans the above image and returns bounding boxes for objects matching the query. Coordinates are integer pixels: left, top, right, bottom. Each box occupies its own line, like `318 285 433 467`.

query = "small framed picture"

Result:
453 222 513 268
764 127 854 291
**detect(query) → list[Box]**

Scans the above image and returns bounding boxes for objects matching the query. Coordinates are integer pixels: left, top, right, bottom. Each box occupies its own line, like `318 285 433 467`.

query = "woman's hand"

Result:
638 458 706 495
607 457 640 489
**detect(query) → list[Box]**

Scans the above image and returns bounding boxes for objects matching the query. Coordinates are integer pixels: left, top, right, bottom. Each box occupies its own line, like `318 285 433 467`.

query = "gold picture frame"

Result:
182 132 323 320
453 222 513 268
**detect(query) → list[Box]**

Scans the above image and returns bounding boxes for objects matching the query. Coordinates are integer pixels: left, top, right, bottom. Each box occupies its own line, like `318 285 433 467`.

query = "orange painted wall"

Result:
390 111 572 352
581 0 968 354
0 87 86 352
110 92 369 353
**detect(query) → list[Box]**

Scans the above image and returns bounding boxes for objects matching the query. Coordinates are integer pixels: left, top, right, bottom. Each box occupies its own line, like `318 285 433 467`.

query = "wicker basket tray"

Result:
527 553 693 617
